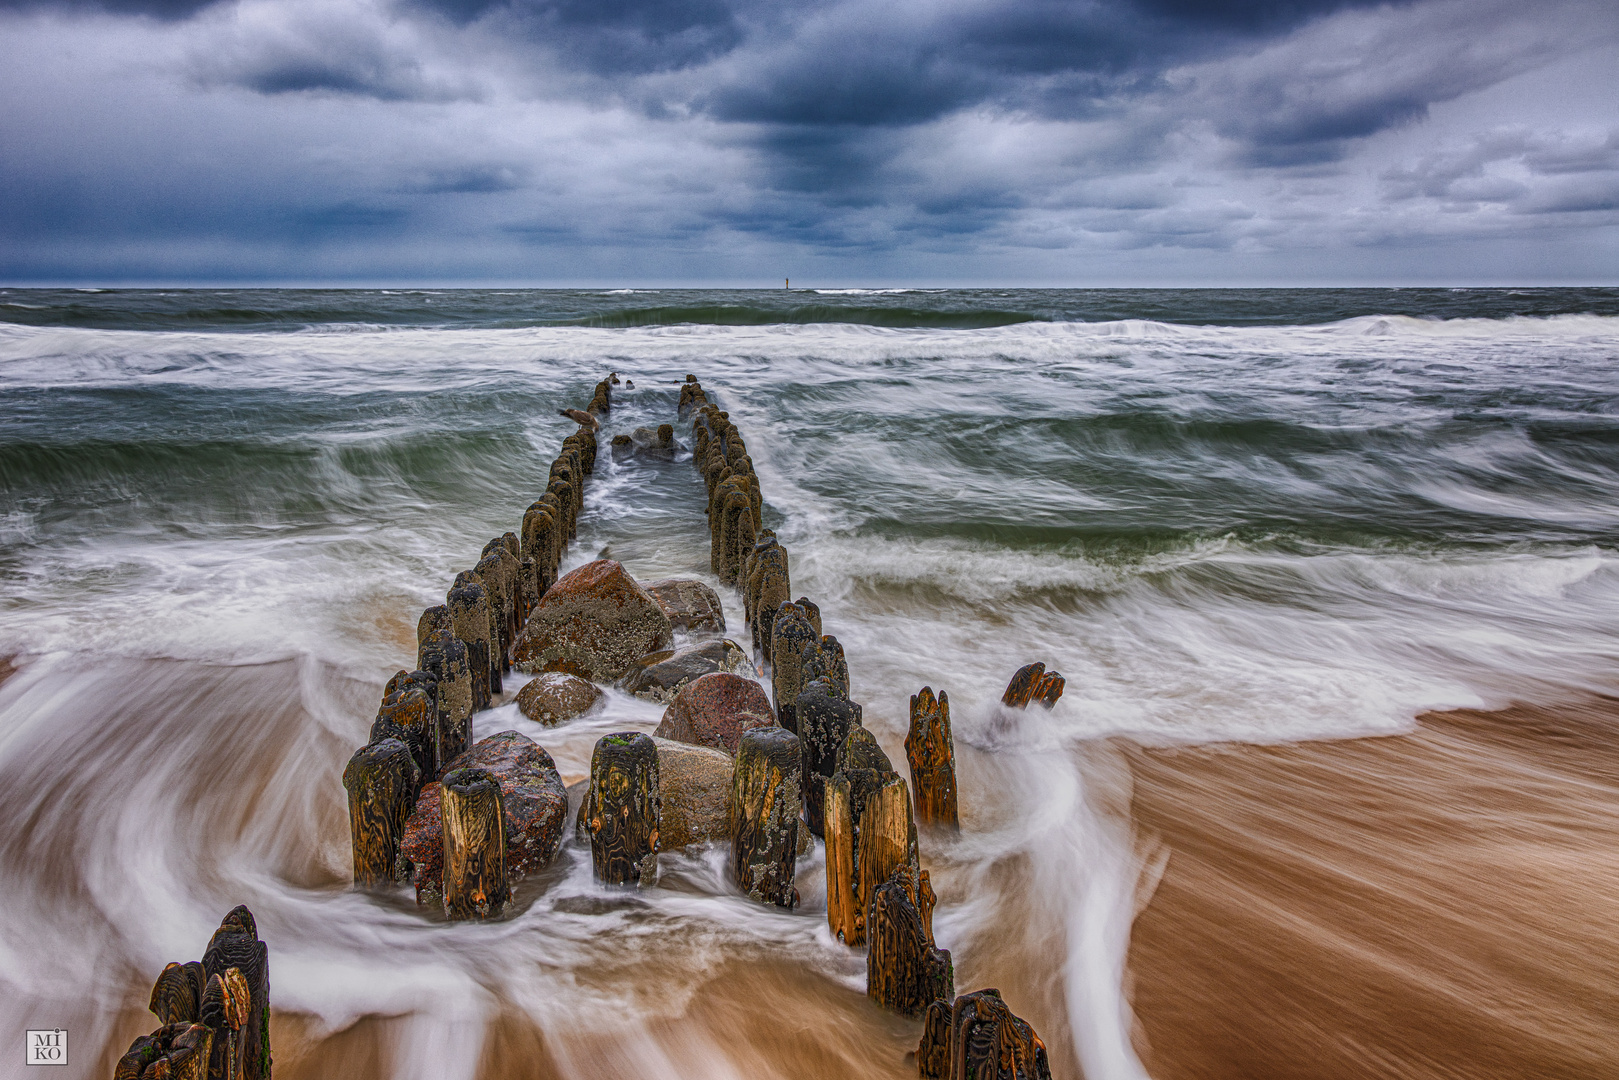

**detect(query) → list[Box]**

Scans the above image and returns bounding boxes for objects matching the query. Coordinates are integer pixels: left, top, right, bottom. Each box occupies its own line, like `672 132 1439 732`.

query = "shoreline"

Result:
1122 697 1619 1079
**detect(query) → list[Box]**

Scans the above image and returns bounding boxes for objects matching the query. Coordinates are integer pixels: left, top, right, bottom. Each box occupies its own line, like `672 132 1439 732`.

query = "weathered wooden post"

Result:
946 989 1054 1080
199 967 251 1080
906 686 959 829
867 863 953 1017
440 766 508 920
797 677 861 836
585 732 661 886
770 603 820 732
825 773 860 944
113 1022 212 1080
200 906 270 1080
419 631 472 768
918 999 953 1080
373 679 436 781
856 774 919 932
342 737 419 885
149 961 206 1024
447 577 495 707
417 604 451 646
729 725 802 908
1002 662 1065 709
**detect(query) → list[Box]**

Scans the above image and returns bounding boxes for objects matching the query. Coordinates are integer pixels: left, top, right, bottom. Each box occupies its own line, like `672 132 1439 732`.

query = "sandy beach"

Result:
1124 700 1619 1080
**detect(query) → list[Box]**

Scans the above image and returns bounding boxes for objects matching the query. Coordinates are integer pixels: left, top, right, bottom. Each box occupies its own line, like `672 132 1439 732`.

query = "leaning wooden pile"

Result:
115 906 271 1080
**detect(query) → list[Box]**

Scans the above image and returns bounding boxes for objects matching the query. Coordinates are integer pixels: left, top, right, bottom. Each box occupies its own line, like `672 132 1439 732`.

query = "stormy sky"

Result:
1 0 1615 284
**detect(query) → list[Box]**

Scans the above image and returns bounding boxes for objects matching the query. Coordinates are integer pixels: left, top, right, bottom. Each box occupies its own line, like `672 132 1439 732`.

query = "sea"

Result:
1 286 1617 1079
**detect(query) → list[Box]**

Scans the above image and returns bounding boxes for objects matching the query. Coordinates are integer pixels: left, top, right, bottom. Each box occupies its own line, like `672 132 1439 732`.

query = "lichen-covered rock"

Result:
512 559 673 681
400 730 567 903
654 672 776 754
643 577 727 635
516 672 605 725
652 736 733 848
622 639 752 702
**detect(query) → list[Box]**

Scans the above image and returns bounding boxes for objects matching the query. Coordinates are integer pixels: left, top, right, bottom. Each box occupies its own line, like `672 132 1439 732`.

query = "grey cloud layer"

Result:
0 0 1614 282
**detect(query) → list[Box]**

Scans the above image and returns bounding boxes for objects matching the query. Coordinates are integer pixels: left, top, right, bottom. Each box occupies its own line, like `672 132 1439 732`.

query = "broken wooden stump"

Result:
1001 662 1064 709
375 676 437 780
149 960 206 1025
440 766 508 920
114 1022 213 1080
906 686 959 830
867 863 953 1018
917 988 1053 1080
417 604 451 647
199 967 252 1080
585 731 661 886
342 737 420 886
201 906 270 1080
728 725 802 908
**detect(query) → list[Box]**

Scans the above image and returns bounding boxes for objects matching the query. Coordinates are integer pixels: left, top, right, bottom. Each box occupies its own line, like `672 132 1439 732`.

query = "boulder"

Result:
513 559 674 681
643 578 727 635
652 736 733 848
622 639 752 702
611 425 677 461
654 672 776 754
516 672 605 725
400 730 568 903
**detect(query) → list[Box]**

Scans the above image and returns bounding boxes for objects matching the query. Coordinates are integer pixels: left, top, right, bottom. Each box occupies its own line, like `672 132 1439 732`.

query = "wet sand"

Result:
1124 701 1619 1080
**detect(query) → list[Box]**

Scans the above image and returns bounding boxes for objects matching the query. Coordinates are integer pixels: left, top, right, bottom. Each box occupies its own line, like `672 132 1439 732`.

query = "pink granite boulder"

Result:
400 730 567 904
653 672 776 755
513 559 673 681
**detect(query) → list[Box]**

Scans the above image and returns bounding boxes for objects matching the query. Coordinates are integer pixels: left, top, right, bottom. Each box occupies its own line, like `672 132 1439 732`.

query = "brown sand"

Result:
1124 701 1619 1080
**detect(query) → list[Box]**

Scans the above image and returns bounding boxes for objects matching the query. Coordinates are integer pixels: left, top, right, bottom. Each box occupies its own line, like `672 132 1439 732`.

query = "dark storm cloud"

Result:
0 0 1614 282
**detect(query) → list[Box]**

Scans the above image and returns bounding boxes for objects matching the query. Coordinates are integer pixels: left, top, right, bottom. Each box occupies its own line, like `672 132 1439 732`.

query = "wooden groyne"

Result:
114 372 1060 1077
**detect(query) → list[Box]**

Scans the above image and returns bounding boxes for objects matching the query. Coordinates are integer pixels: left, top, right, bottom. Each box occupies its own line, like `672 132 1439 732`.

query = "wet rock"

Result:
654 671 777 754
613 425 677 461
515 672 605 725
512 559 674 682
622 639 751 702
652 736 733 849
643 577 727 635
401 730 568 903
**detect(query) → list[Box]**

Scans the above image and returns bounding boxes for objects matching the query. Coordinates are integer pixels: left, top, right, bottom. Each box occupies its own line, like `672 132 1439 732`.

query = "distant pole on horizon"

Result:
785 278 789 289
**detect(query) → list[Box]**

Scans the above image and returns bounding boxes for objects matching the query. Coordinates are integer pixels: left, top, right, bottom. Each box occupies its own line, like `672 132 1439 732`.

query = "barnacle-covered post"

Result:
585 732 661 886
418 630 472 768
342 737 419 886
729 725 802 908
905 686 959 829
447 578 495 708
796 677 861 836
440 766 508 920
769 603 820 732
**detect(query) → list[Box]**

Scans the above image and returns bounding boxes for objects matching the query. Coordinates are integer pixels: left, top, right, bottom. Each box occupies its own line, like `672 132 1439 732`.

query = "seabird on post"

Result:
559 409 600 431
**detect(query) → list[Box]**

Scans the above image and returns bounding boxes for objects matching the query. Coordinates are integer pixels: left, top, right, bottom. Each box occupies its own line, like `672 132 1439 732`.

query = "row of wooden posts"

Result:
340 378 609 918
678 378 1055 1076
